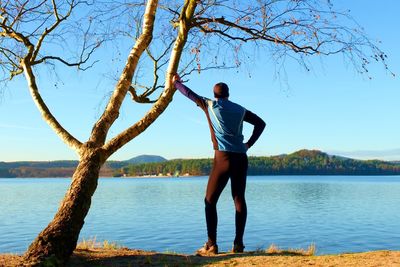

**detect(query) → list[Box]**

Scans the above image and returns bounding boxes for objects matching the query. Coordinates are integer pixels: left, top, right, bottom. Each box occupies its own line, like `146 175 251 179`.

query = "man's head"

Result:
213 82 229 99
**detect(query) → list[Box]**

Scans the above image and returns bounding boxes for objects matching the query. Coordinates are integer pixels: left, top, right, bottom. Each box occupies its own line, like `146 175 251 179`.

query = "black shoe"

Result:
232 243 245 253
196 243 218 256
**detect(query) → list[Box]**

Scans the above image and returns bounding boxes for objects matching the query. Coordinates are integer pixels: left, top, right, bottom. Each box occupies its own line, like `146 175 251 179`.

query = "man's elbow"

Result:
260 120 266 131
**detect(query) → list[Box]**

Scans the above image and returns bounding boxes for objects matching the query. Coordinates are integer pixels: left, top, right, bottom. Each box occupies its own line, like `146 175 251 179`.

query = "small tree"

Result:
0 0 389 265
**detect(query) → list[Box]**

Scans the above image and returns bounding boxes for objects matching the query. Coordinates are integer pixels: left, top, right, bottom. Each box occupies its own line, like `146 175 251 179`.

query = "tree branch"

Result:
128 86 157 104
31 0 77 62
126 38 176 104
89 0 159 146
21 59 82 152
32 39 100 71
194 16 322 54
103 0 199 158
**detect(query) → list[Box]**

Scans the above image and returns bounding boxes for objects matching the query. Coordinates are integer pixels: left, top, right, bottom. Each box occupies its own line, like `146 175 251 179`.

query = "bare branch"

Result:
143 39 175 98
181 63 237 79
21 59 83 151
31 0 77 62
185 0 390 76
89 0 159 146
194 16 321 54
127 38 175 104
32 38 101 71
103 0 199 158
0 23 34 48
51 0 60 20
1 0 100 81
128 86 157 103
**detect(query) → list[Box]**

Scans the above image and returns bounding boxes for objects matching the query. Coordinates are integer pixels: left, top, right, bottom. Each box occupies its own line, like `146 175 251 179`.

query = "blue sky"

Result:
0 1 399 162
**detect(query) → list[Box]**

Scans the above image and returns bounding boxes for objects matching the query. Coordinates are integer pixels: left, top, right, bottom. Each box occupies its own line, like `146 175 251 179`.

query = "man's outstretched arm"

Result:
243 110 266 149
173 74 206 109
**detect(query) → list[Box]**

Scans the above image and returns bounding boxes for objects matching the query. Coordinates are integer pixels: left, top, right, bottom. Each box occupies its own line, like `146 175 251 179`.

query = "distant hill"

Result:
0 160 78 169
124 155 167 164
1 150 400 178
0 155 168 178
121 149 400 177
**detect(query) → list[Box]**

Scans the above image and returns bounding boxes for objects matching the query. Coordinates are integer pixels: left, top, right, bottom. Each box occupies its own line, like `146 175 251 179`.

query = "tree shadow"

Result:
68 248 311 267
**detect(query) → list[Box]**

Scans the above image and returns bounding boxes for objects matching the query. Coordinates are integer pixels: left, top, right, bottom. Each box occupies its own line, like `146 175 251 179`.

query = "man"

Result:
172 74 266 255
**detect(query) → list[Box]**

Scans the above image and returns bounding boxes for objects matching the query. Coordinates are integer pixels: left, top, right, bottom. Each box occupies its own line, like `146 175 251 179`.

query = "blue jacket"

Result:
175 81 265 153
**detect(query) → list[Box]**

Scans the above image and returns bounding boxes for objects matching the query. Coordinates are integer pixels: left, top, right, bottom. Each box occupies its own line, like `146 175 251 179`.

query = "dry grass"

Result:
76 237 123 250
67 248 400 267
266 243 316 256
2 249 400 267
0 253 21 267
266 243 281 254
2 242 400 267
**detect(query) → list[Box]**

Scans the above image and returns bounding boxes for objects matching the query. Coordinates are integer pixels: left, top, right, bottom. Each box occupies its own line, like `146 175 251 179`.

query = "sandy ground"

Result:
1 249 400 267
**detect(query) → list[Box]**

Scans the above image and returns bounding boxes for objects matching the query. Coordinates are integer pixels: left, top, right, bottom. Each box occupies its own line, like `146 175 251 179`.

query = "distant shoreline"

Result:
120 150 400 177
1 174 400 179
2 149 400 178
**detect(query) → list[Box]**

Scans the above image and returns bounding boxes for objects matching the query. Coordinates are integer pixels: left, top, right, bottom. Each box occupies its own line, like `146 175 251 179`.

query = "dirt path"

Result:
1 249 399 266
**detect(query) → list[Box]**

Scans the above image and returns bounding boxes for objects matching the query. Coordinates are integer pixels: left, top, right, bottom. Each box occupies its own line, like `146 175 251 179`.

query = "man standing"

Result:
173 74 266 255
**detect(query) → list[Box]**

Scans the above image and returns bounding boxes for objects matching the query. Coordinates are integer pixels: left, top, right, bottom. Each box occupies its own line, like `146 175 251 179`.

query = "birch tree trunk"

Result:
22 0 160 265
23 146 104 266
21 0 200 265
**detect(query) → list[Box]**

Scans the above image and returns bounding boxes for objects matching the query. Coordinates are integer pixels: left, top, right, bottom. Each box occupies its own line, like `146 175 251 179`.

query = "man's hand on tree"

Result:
172 73 182 84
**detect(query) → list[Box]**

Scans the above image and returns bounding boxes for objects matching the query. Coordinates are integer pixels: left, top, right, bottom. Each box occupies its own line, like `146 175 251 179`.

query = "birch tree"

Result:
0 0 389 266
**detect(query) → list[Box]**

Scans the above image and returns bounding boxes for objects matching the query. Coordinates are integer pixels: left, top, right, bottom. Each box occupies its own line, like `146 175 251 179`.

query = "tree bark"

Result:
89 0 159 146
21 1 160 266
23 146 104 266
22 60 82 152
103 0 199 157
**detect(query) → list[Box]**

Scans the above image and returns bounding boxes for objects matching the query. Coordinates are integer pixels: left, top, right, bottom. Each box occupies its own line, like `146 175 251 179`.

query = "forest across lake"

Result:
1 150 400 178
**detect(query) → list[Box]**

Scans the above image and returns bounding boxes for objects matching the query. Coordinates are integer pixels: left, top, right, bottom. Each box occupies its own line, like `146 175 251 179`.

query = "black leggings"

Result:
205 150 248 246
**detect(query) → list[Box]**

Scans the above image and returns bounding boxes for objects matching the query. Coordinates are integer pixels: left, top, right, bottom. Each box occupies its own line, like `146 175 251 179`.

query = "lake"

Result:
1 176 400 255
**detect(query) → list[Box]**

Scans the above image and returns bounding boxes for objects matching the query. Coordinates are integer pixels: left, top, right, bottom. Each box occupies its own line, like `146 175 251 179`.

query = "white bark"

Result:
103 0 198 158
89 0 159 146
22 60 82 152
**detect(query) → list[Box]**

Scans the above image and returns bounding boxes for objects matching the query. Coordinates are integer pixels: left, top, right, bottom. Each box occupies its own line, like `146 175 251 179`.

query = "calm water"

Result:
1 176 400 255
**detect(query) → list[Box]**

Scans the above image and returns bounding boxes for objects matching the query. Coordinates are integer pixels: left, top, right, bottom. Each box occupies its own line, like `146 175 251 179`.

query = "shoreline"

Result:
2 174 400 179
1 248 399 266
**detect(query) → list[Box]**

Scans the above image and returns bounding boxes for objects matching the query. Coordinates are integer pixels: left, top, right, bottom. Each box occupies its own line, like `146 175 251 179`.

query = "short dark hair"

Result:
213 82 229 98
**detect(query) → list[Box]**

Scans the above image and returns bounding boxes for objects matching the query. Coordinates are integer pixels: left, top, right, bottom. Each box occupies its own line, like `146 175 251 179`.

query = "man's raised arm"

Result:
173 74 207 109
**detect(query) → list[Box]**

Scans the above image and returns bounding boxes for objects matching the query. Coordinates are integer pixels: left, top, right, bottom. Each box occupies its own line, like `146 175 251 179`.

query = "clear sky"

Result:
0 1 399 162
